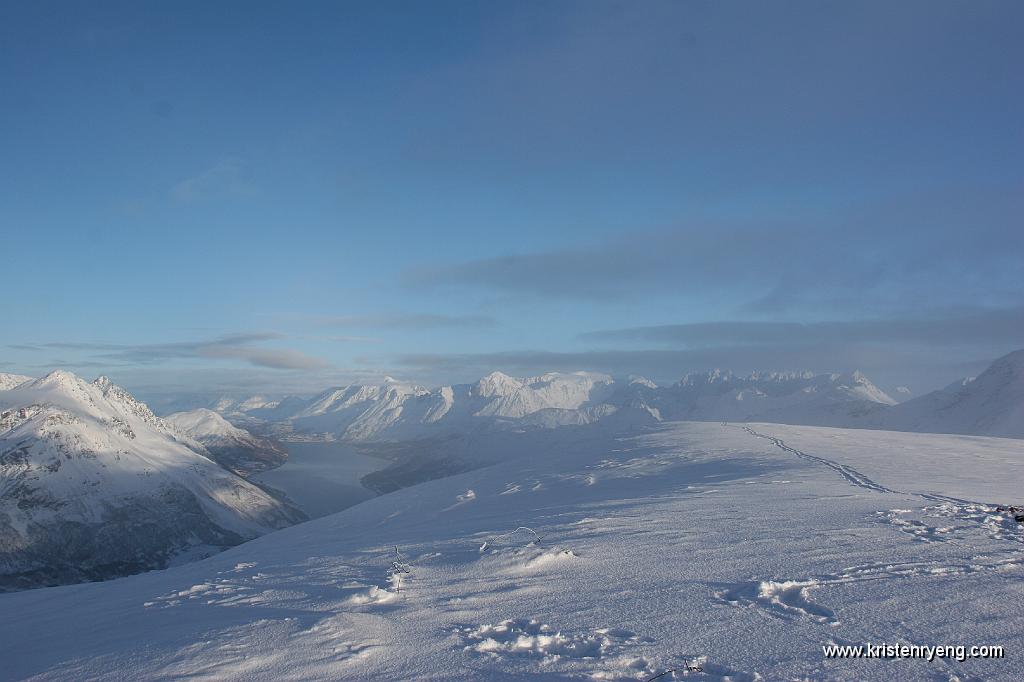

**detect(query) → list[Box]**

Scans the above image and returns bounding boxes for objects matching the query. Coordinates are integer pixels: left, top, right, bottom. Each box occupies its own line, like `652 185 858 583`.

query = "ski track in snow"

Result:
740 426 901 495
739 425 1011 511
4 421 1023 681
722 424 1024 648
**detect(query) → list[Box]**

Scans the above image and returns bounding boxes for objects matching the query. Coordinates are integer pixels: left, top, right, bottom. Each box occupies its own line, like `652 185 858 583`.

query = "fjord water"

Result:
253 441 389 518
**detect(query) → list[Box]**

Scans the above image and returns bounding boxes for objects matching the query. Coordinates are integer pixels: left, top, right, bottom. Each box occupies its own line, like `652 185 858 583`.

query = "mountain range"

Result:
184 350 1024 442
2 349 1022 590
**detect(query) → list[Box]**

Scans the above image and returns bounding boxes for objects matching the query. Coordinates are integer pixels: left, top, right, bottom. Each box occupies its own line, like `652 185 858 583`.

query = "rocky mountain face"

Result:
0 371 304 591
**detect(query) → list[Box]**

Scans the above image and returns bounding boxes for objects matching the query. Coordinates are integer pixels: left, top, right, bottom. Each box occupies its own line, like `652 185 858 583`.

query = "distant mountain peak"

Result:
0 373 33 390
476 371 524 396
628 376 658 389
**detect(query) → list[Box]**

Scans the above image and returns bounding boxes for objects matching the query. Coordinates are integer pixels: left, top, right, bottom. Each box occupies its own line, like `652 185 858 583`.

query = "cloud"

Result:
392 343 1009 393
401 184 1024 315
581 306 1024 348
324 335 380 343
12 333 330 371
315 313 497 329
393 305 1024 390
198 345 329 370
171 158 255 202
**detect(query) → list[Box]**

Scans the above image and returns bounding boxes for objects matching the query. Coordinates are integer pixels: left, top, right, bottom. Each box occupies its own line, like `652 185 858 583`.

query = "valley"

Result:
252 441 389 519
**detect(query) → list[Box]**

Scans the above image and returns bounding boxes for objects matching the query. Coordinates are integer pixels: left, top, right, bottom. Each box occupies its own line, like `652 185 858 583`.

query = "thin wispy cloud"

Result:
171 158 255 202
392 343 1001 392
402 184 1024 316
13 333 330 371
315 313 497 330
581 306 1024 348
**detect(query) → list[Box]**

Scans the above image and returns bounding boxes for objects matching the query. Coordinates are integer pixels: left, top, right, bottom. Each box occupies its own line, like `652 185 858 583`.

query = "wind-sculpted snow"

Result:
1 421 1021 680
0 371 304 590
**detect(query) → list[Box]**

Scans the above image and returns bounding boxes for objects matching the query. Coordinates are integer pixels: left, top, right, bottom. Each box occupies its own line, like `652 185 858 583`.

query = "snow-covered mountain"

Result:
0 373 33 391
225 369 896 442
143 393 284 419
178 351 1024 444
0 371 304 590
882 349 1024 438
651 369 896 426
165 408 288 476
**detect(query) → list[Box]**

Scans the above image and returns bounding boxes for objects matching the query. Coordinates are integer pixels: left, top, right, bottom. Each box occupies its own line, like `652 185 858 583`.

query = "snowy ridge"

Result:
165 408 288 476
882 349 1024 438
0 371 304 590
228 368 897 442
144 352 1024 443
0 373 33 391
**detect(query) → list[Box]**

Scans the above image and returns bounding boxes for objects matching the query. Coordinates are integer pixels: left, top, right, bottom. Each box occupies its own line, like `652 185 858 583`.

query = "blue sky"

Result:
2 1 1022 397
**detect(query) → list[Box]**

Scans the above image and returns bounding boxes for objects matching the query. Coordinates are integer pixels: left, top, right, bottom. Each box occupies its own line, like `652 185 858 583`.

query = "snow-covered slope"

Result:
2 421 1021 680
0 371 304 590
166 408 288 476
881 350 1024 438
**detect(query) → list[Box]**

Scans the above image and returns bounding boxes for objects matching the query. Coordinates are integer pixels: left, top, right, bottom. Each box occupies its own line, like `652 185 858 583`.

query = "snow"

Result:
0 371 303 589
157 352 1024 452
228 368 899 443
165 408 289 476
0 373 33 391
166 408 252 440
881 349 1024 438
2 420 1022 680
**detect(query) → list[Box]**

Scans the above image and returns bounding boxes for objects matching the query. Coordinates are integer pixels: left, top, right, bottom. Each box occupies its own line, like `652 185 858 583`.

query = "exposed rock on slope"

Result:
166 408 288 476
0 371 304 590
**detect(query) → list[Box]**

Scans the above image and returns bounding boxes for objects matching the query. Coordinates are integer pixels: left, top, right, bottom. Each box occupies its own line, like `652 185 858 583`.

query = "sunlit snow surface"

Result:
2 422 1023 681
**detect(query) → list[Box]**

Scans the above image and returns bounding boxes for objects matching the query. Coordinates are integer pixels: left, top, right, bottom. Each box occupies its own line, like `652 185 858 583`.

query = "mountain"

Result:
650 369 896 426
165 408 288 476
142 392 284 418
0 371 304 590
279 372 621 440
186 353 1024 444
223 369 895 442
0 373 33 391
883 349 1024 438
